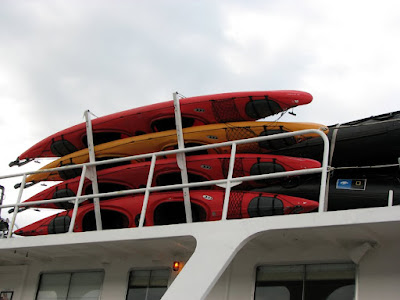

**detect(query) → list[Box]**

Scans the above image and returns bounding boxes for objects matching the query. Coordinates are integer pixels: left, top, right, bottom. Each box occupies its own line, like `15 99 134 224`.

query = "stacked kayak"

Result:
15 190 319 236
253 168 400 211
256 110 400 210
270 110 400 167
22 154 321 209
10 90 313 166
22 120 327 185
13 90 329 236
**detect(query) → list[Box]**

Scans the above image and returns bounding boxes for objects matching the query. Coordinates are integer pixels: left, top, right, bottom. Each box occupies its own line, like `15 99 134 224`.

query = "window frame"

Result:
125 268 171 300
253 262 356 300
35 269 105 300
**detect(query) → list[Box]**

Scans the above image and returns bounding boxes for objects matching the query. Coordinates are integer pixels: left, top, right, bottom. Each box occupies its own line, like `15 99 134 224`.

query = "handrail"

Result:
0 128 330 237
3 130 328 180
0 167 327 209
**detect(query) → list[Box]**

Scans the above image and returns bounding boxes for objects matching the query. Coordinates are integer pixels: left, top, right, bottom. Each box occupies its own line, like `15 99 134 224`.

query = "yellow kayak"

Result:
24 121 328 184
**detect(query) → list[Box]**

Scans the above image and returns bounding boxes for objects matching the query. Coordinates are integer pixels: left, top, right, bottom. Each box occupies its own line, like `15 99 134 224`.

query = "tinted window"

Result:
36 271 104 300
126 269 170 300
255 264 355 300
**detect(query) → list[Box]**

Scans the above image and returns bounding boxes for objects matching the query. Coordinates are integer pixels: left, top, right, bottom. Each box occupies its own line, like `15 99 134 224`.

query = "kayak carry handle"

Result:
9 158 33 167
14 181 36 189
8 207 29 214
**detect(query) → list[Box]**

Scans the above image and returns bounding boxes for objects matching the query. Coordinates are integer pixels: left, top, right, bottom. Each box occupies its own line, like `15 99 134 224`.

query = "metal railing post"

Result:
0 185 4 218
318 132 330 212
388 190 394 207
68 165 88 232
139 154 157 227
173 92 192 223
84 110 102 230
8 174 26 238
221 143 237 220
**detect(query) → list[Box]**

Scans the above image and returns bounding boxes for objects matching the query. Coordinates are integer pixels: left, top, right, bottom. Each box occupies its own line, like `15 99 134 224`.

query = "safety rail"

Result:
0 128 330 238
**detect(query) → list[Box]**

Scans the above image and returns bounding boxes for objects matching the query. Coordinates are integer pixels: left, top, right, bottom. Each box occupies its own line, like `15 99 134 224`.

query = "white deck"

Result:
1 205 399 300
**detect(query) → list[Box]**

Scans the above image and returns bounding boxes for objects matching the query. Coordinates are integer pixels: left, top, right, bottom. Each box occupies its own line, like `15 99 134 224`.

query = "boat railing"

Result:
0 127 330 238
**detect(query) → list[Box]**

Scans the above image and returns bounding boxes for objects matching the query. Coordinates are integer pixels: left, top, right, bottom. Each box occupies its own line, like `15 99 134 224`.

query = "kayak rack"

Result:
0 93 332 238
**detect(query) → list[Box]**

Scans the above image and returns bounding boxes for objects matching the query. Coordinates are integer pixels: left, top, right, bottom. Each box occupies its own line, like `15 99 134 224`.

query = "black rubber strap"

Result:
249 96 261 119
265 95 275 115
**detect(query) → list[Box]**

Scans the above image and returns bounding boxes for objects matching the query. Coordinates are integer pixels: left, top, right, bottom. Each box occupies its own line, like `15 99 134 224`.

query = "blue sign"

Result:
336 179 366 190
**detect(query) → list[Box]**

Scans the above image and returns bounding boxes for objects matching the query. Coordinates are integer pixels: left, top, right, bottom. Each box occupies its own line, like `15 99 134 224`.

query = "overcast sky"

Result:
1 0 399 227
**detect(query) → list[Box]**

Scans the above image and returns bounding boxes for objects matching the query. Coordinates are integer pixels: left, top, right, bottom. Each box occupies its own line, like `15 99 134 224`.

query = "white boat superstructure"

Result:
1 206 399 299
0 94 399 300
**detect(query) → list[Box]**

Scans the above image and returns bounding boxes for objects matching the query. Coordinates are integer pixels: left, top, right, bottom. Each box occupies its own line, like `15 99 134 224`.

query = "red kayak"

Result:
22 154 321 209
15 190 318 236
10 90 312 166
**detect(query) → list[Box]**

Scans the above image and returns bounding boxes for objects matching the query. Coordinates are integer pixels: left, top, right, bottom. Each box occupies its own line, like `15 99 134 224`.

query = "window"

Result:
0 291 13 300
255 263 355 300
36 271 104 300
126 269 170 300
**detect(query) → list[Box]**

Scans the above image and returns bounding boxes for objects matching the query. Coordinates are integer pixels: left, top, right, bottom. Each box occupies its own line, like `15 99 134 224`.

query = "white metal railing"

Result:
0 128 330 238
173 92 193 224
84 110 103 230
0 91 336 238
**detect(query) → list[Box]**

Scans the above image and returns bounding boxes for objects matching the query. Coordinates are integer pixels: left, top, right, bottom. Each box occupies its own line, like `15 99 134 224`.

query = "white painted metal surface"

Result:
173 92 192 223
139 153 157 227
84 110 102 230
0 128 330 235
0 206 399 299
68 165 88 233
7 174 26 239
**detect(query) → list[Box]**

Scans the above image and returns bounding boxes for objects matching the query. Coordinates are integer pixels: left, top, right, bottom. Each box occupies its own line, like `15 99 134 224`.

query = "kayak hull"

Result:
15 190 319 236
23 121 328 185
14 90 313 162
271 111 400 167
252 168 400 210
22 154 321 209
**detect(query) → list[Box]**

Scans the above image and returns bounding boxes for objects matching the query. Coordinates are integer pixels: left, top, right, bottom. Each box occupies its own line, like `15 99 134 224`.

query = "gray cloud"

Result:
1 0 399 223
